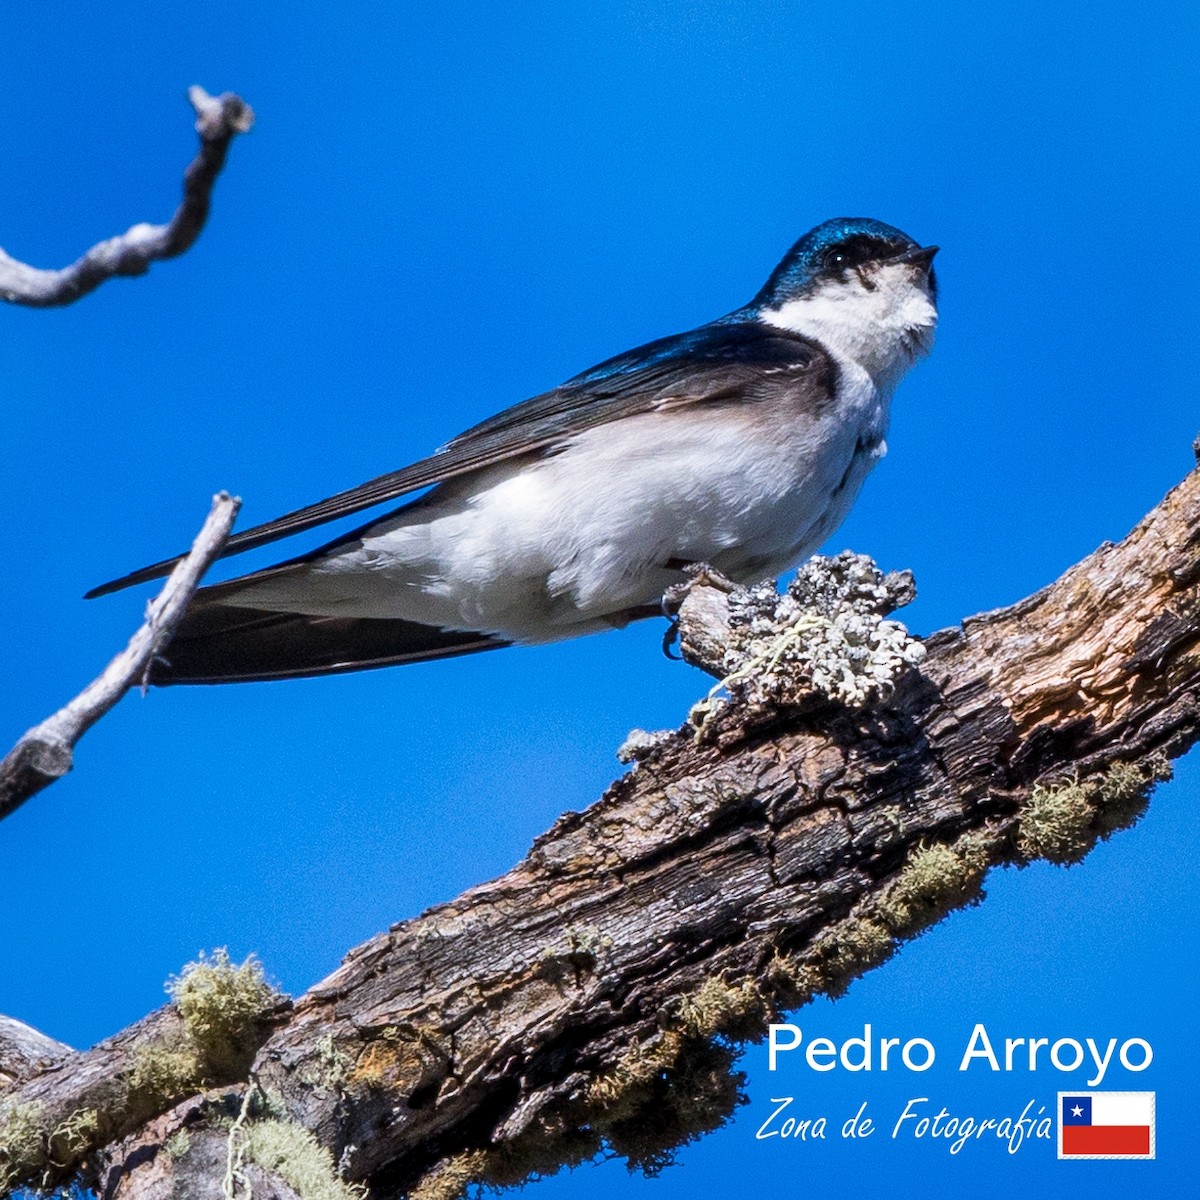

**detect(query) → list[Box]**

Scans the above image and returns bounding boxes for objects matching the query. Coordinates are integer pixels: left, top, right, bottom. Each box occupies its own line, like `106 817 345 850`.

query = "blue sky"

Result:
2 3 1197 1198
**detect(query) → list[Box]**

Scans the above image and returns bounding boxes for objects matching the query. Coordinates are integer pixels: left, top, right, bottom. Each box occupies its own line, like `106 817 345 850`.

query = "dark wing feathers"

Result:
152 605 507 685
87 322 825 599
444 322 817 446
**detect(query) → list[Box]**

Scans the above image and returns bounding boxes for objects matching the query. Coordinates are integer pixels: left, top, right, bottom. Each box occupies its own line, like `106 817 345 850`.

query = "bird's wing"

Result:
87 322 831 598
148 604 507 685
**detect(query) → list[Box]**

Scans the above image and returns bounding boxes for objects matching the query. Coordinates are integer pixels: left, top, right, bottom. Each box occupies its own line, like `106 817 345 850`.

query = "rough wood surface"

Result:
5 464 1200 1199
0 1020 73 1091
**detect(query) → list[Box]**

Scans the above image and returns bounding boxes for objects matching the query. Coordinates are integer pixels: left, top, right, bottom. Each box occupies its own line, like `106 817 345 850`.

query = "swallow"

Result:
89 217 938 684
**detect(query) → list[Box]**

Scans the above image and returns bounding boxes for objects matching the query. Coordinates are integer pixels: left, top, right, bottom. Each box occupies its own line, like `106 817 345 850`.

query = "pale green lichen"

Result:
119 949 280 1130
409 1149 491 1200
0 1099 49 1191
1018 781 1094 864
880 837 991 936
663 976 767 1041
45 1107 101 1171
587 1033 681 1113
0 952 283 1198
241 1119 366 1200
803 916 894 996
589 1038 743 1176
128 1040 204 1108
168 949 282 1081
691 554 924 733
0 1100 100 1191
762 947 816 1009
566 977 759 1177
119 953 282 1187
296 1031 355 1094
164 1128 192 1160
1018 757 1171 866
1092 753 1172 837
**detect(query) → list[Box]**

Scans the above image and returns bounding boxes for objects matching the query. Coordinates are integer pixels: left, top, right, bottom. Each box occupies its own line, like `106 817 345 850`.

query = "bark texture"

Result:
4 463 1200 1200
0 1020 72 1091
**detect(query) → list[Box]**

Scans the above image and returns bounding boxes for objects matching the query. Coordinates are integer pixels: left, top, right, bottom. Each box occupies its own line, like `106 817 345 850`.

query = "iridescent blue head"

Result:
746 217 939 389
751 216 938 310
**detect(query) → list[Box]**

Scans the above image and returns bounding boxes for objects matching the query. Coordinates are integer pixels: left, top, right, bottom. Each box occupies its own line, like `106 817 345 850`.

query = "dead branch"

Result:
0 88 253 308
0 952 289 1195
0 1020 73 1092
0 493 241 822
4 462 1200 1200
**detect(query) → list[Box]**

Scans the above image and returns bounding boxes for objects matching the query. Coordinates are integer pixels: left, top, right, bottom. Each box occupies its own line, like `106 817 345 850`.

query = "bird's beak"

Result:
892 244 939 270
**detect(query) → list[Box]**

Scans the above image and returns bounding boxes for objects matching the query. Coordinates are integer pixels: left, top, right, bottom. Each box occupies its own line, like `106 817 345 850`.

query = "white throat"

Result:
759 262 937 395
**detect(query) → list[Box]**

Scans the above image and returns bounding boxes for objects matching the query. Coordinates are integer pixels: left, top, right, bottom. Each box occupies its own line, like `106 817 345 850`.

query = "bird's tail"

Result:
152 587 504 685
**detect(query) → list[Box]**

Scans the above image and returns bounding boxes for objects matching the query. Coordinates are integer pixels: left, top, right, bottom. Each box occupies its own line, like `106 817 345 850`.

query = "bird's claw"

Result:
661 618 682 660
661 561 738 616
660 562 737 660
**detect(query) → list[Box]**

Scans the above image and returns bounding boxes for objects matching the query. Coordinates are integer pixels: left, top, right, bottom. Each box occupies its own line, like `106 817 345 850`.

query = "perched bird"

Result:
90 217 938 684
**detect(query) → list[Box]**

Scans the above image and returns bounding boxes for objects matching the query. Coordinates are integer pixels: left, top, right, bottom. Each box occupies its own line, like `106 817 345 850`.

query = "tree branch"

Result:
0 87 253 308
0 1019 73 1091
4 463 1199 1199
0 953 289 1196
0 492 241 822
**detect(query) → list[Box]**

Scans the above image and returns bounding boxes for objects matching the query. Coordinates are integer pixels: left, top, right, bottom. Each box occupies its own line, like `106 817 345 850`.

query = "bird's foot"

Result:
660 561 737 616
660 562 738 660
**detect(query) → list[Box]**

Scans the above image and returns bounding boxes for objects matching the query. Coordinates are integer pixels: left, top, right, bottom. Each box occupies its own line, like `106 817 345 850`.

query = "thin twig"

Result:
0 87 253 308
0 493 241 821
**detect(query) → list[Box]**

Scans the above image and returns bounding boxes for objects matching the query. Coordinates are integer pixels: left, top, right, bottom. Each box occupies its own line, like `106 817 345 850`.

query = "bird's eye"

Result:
821 245 859 271
821 236 888 272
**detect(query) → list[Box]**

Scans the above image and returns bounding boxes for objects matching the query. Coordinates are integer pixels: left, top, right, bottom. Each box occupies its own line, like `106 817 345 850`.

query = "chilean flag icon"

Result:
1058 1092 1155 1159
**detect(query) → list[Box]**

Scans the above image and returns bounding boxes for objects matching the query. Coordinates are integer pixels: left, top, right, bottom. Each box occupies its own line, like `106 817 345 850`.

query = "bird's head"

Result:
751 217 939 389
